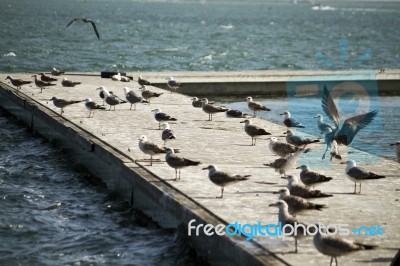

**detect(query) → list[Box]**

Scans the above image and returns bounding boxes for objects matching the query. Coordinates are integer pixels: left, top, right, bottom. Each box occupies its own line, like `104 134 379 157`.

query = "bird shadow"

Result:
331 192 368 196
193 196 221 199
254 181 279 185
143 128 162 131
273 250 298 255
356 257 394 263
233 144 253 147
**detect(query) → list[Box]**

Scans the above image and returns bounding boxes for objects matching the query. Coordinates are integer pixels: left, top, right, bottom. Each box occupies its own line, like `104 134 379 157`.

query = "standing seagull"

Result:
201 98 229 121
274 188 326 216
240 119 271 146
161 122 176 146
313 230 377 266
5 76 32 89
390 141 400 163
314 114 333 134
283 175 333 198
165 148 200 180
50 96 82 114
268 137 309 158
264 148 305 177
191 97 204 108
280 111 305 128
96 86 126 111
139 85 163 104
138 76 154 86
202 165 250 198
246 96 271 117
296 164 333 188
321 85 378 147
32 75 56 93
152 108 177 129
123 87 148 110
342 160 386 194
84 98 106 118
138 135 178 166
285 129 320 147
268 200 310 253
66 18 100 40
61 78 81 87
166 76 183 93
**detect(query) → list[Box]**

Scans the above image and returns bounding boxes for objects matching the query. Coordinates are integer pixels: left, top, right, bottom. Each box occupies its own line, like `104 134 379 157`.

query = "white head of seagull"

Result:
344 159 357 172
286 175 300 185
314 114 323 121
123 87 130 95
281 111 291 119
246 96 253 102
152 108 162 114
162 122 170 130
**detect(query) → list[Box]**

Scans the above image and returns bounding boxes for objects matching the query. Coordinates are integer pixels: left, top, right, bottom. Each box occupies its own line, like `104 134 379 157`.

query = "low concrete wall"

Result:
0 82 288 266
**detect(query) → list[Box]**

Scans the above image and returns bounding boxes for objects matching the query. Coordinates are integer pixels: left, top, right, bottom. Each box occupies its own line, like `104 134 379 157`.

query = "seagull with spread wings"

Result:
66 18 100 40
321 85 378 159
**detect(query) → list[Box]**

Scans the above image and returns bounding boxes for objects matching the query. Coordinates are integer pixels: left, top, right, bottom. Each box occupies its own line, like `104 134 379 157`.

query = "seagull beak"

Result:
295 166 301 169
282 131 287 135
390 143 396 146
240 120 246 123
279 113 284 116
201 167 208 170
272 191 279 194
268 203 277 207
281 176 288 179
313 116 318 118
340 162 346 165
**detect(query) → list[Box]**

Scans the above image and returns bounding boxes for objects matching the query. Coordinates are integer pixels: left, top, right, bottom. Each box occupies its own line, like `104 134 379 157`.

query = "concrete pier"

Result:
0 72 399 265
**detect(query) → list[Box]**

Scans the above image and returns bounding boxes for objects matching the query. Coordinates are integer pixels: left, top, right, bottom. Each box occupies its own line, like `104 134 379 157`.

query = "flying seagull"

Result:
313 230 377 266
165 147 200 180
246 96 271 117
84 98 106 118
50 96 82 114
321 85 378 158
240 119 271 146
264 148 305 177
280 111 305 128
342 160 385 194
202 165 250 198
66 18 100 40
5 76 32 89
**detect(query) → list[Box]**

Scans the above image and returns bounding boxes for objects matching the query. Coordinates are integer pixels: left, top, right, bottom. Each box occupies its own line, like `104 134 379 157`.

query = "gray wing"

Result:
162 129 176 141
272 142 296 156
156 112 177 121
300 171 332 186
142 142 165 154
321 85 340 128
246 125 270 137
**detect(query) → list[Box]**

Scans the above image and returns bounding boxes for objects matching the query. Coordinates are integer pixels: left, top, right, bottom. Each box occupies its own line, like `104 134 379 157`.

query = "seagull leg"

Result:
130 104 132 110
175 169 178 180
150 155 153 166
295 238 298 253
159 122 161 130
253 110 256 117
330 257 333 266
334 257 338 266
354 183 356 194
359 183 362 194
217 187 224 198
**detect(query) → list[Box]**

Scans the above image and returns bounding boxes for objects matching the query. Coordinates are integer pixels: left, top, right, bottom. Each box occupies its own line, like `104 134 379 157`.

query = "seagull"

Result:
296 164 333 188
313 230 377 266
40 73 57 82
246 96 271 117
50 96 82 114
66 18 100 40
268 137 310 158
191 97 204 108
321 85 378 150
152 108 177 129
226 109 249 118
32 74 56 93
322 128 343 160
283 175 333 198
165 148 200 180
138 76 154 86
390 141 400 163
166 76 183 93
84 98 106 118
96 86 127 111
5 76 32 89
51 67 65 76
240 119 271 146
139 85 163 104
264 148 306 177
161 122 176 146
201 98 229 121
202 165 250 198
274 188 326 216
111 72 122 81
342 160 386 194
138 135 178 166
123 87 148 110
280 111 305 128
61 78 81 87
268 200 311 253
314 114 334 134
285 129 320 147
